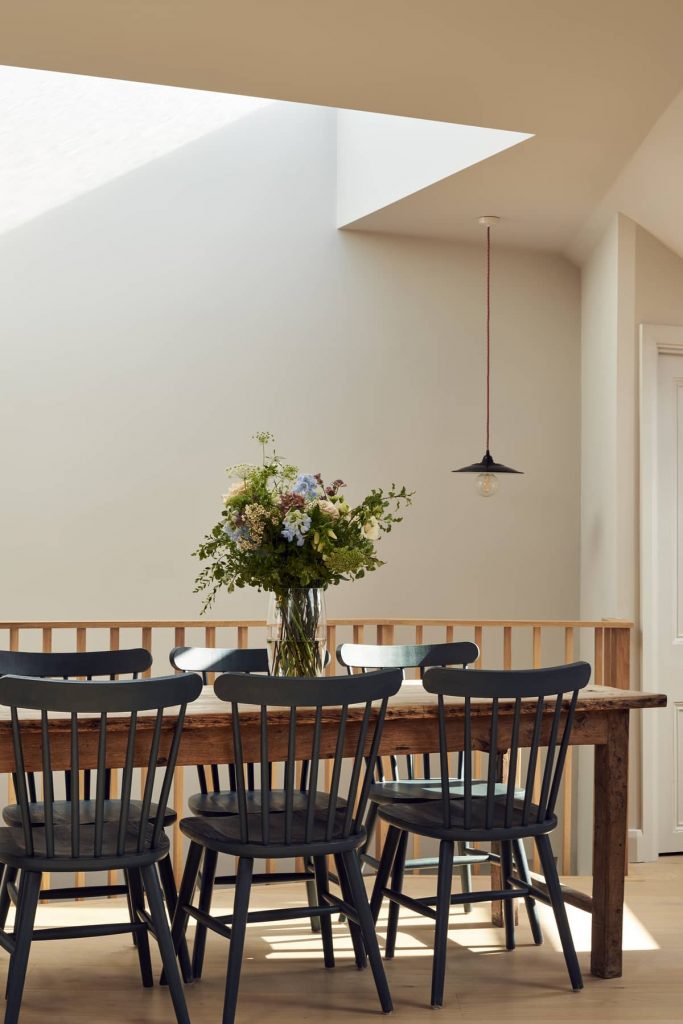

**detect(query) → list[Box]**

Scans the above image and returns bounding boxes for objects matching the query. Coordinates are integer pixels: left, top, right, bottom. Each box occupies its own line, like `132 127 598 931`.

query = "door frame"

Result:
639 323 683 861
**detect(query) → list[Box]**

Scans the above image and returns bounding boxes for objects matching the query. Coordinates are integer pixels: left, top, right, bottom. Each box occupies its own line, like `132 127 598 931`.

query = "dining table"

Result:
0 679 665 981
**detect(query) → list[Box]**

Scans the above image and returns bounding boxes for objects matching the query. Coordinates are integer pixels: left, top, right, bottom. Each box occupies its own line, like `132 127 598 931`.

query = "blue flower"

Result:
281 510 312 546
223 522 250 544
292 474 320 499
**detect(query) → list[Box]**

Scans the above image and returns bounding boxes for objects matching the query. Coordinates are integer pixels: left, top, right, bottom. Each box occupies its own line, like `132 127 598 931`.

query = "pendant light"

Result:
453 215 522 496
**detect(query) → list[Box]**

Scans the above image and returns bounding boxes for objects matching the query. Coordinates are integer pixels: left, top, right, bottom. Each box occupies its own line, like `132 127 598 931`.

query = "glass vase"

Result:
266 588 327 677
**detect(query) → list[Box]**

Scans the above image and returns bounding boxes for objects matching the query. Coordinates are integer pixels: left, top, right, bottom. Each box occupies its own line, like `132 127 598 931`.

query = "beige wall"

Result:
581 217 683 636
579 216 683 865
580 216 620 619
636 225 683 323
0 103 581 625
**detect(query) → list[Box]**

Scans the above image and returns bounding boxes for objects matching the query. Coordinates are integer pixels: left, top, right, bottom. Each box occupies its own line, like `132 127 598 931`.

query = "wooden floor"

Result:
10 857 683 1023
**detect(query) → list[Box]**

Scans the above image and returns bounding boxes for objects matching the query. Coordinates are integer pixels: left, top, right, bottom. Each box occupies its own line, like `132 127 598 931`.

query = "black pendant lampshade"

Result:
453 216 522 496
456 450 523 475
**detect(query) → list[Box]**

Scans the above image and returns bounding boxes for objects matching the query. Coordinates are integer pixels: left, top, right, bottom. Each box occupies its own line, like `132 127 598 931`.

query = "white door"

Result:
657 352 683 853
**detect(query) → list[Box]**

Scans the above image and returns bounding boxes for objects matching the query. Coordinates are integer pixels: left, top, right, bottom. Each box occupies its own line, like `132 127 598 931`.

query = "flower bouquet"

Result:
194 432 412 676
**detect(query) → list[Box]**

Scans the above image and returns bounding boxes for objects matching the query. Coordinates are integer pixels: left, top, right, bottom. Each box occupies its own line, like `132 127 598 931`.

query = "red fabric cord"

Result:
485 224 491 453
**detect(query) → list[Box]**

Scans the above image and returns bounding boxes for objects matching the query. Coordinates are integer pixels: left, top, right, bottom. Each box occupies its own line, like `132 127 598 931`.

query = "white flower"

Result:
222 479 247 503
226 463 255 479
317 499 340 519
362 516 380 541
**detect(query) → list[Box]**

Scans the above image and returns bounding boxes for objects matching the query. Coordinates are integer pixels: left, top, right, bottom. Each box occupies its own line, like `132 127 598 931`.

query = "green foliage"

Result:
193 434 413 610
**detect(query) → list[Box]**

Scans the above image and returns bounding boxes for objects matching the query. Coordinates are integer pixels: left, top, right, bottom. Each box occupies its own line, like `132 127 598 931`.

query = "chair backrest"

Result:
170 646 269 682
337 641 479 673
0 648 152 680
0 648 153 803
0 672 202 859
170 646 270 795
214 668 403 846
423 661 591 831
337 642 479 784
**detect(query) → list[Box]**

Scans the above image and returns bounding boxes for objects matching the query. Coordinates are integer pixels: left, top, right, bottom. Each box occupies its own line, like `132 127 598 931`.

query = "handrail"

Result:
0 618 634 629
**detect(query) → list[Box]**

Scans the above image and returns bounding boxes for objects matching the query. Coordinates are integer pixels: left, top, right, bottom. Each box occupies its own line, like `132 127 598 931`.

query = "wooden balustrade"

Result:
0 618 632 884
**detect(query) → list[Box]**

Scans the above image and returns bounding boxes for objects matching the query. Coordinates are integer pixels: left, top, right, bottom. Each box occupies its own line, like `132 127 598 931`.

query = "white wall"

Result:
579 217 621 619
0 103 581 624
578 214 638 869
579 216 683 864
336 109 530 227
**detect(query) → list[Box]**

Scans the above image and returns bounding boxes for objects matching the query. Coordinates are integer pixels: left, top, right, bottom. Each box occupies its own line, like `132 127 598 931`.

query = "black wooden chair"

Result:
170 667 403 1024
337 642 484 907
370 661 591 1007
169 645 322 978
0 648 193 981
0 670 202 1024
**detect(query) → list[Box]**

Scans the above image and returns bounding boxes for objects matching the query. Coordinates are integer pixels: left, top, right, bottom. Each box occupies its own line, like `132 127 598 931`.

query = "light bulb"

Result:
476 472 498 497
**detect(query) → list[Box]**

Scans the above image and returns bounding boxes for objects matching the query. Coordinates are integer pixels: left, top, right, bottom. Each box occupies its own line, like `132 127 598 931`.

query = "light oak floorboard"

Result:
6 857 683 1023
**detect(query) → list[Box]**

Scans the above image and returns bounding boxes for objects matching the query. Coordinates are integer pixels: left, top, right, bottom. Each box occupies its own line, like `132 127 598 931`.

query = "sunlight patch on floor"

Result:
19 887 658 961
535 901 659 953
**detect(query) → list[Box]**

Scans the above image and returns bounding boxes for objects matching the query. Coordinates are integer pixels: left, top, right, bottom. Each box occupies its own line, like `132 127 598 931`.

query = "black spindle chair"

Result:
338 641 541 938
0 649 183 942
337 642 485 905
0 670 202 1024
170 645 322 978
171 667 403 1024
370 661 591 1007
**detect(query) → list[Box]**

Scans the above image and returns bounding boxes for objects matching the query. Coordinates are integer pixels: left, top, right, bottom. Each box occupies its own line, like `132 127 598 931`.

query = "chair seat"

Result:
378 795 556 842
180 810 365 859
369 779 525 805
3 800 177 830
0 822 170 872
188 788 347 817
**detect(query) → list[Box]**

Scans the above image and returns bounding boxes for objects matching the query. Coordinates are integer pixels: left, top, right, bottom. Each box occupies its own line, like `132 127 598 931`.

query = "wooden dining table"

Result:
0 680 665 981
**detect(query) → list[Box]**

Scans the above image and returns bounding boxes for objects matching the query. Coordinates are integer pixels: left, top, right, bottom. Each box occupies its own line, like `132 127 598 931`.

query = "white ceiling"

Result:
3 0 683 257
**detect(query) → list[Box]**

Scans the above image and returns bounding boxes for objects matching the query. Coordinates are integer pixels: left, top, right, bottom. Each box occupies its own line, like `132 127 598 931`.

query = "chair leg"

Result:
171 841 203 965
125 876 139 948
334 854 366 970
142 864 192 1024
385 829 408 959
0 868 18 932
535 835 583 990
158 853 193 984
501 841 515 951
512 839 543 945
431 839 454 1008
360 802 379 866
221 857 253 1024
192 848 218 981
305 858 321 934
369 825 401 922
313 857 335 968
342 851 393 1013
5 870 41 1024
126 868 154 988
457 842 472 914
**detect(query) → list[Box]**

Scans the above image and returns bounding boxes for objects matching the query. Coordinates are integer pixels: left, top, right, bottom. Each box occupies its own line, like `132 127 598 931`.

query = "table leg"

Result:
591 710 629 978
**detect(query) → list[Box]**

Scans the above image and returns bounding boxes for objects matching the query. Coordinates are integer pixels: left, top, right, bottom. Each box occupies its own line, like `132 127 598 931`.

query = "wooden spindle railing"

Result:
0 617 632 887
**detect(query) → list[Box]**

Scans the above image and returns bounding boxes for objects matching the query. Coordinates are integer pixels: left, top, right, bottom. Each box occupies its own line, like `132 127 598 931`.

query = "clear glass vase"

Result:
266 588 327 677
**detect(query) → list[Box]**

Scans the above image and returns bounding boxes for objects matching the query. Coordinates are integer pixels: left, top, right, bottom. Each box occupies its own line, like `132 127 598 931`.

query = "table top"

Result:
184 680 666 722
0 682 666 733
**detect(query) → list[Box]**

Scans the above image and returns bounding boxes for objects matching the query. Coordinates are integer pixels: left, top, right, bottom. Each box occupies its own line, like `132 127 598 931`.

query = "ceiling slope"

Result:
3 1 683 253
570 87 683 263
